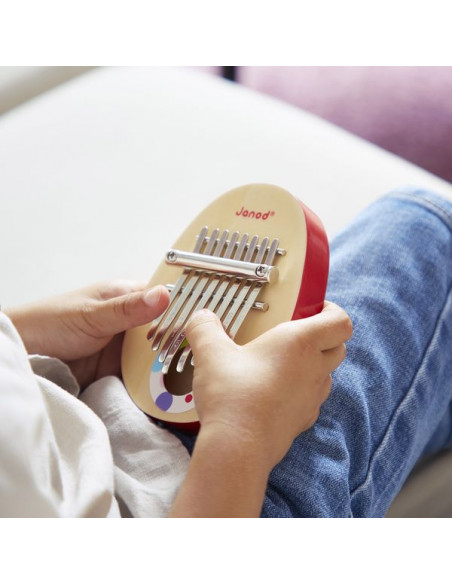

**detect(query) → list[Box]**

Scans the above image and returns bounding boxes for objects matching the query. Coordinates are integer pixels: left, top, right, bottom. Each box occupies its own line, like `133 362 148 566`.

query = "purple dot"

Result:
155 392 173 412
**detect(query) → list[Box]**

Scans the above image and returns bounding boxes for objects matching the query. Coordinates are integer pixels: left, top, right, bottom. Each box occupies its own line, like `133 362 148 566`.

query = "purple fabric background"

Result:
199 67 452 183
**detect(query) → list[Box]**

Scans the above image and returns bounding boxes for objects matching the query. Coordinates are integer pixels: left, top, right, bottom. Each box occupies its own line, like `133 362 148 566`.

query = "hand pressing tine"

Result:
185 301 353 471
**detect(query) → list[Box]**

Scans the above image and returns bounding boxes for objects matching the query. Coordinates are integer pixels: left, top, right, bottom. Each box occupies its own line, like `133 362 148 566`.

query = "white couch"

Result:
1 66 451 516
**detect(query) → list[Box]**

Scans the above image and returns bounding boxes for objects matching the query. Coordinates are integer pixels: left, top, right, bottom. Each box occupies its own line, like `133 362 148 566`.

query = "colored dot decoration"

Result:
150 358 194 414
155 391 173 412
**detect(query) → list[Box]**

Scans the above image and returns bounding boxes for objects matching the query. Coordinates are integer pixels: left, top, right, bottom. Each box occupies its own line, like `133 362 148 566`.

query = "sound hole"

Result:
163 347 194 396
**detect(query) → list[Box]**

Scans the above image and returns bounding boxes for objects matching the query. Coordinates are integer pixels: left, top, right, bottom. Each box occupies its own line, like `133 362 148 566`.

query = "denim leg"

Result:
262 187 452 517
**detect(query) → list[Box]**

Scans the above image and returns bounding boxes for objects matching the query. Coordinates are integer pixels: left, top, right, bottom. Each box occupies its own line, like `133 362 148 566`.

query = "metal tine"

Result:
147 226 208 343
244 234 259 262
265 237 280 266
208 233 248 320
175 231 240 373
223 239 269 336
151 227 216 351
190 232 249 368
255 236 270 265
189 236 279 367
159 228 228 368
159 229 227 371
229 238 280 340
221 235 260 331
156 227 220 357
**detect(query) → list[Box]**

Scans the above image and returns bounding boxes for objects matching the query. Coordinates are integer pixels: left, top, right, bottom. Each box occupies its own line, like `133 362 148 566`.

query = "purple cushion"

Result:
238 67 452 183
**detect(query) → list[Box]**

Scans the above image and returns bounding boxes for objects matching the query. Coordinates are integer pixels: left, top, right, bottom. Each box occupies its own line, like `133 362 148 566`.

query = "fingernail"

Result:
143 286 162 308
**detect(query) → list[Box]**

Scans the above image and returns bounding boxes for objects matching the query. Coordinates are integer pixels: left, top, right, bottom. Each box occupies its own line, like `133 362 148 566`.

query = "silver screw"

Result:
255 265 267 277
167 251 177 262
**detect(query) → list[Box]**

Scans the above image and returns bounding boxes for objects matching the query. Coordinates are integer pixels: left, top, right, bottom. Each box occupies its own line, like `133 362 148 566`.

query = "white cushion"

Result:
1 66 451 307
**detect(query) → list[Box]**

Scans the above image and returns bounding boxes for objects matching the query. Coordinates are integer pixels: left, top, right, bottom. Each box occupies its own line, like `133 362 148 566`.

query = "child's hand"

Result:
5 281 170 389
186 302 353 471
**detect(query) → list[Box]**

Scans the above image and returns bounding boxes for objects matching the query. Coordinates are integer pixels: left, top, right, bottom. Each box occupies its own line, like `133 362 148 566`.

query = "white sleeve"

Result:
0 312 120 517
81 376 190 518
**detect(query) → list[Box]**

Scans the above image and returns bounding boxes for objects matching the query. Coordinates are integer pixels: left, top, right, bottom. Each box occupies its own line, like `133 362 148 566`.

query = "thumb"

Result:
185 309 232 363
92 285 170 336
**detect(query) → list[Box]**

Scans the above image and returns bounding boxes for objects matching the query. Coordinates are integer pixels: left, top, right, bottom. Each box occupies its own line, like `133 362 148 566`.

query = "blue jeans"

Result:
173 186 452 517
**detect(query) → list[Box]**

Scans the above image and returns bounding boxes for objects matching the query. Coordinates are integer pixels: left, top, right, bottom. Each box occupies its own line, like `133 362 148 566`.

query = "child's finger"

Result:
322 343 347 371
296 301 353 350
90 285 170 336
94 280 149 301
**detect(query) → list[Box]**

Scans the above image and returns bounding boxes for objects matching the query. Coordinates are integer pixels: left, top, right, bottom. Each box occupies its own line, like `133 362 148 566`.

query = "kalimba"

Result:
121 184 329 429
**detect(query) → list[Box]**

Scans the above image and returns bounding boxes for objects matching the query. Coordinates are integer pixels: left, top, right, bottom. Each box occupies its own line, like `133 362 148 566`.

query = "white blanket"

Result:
0 312 190 517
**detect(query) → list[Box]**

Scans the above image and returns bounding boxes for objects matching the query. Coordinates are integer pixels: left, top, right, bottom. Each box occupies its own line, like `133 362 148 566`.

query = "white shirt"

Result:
0 312 190 517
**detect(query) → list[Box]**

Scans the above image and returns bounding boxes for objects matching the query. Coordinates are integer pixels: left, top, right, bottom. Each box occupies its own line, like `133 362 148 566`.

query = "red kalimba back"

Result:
121 184 329 429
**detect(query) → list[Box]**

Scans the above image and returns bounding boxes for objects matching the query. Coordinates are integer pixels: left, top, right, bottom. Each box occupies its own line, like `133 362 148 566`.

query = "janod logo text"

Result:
235 207 275 220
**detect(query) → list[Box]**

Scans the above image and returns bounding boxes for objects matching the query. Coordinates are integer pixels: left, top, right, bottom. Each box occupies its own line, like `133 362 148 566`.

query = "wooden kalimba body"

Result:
121 184 329 429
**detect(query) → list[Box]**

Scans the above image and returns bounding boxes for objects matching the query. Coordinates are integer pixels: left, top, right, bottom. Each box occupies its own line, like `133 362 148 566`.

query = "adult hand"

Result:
5 281 170 389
